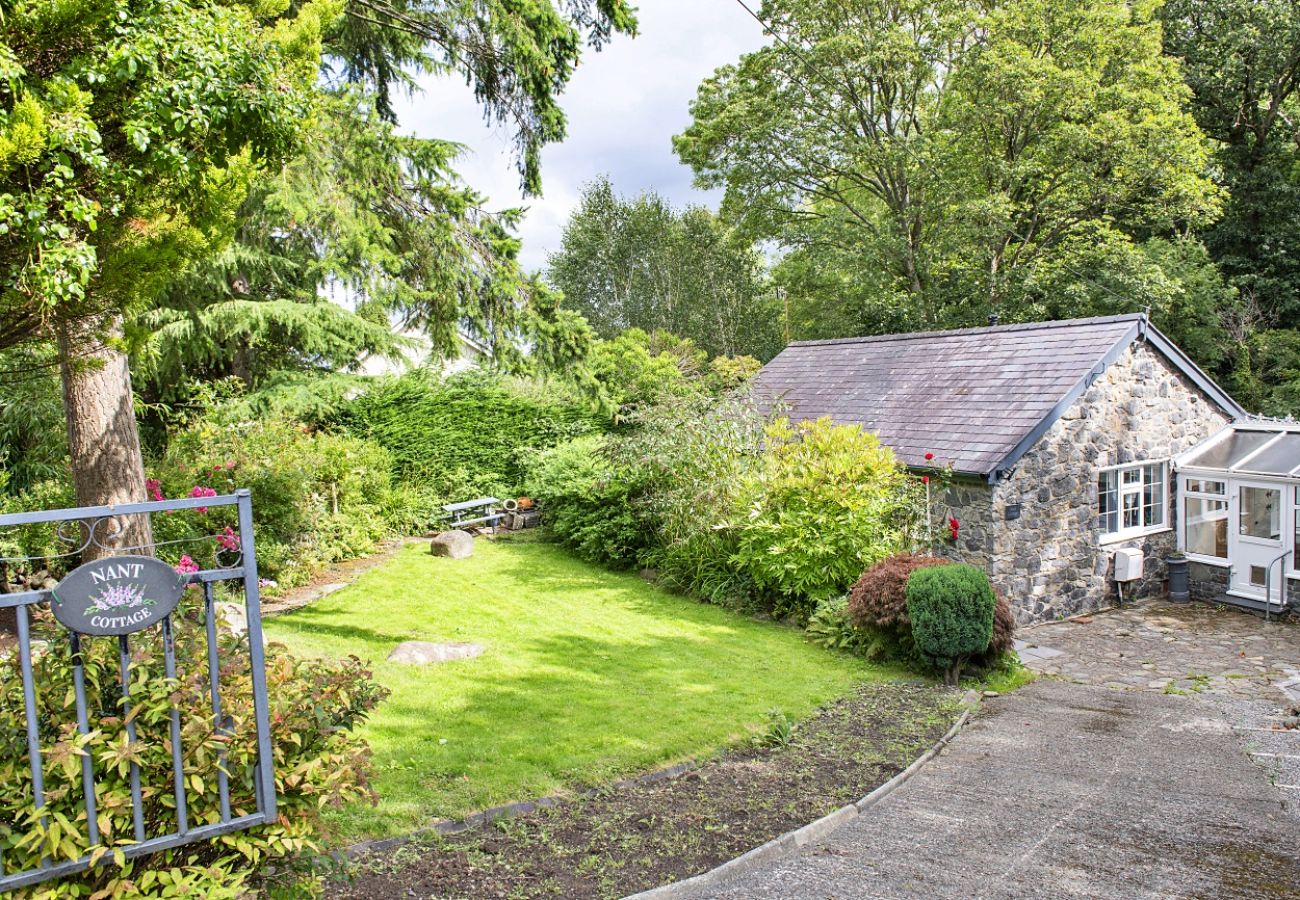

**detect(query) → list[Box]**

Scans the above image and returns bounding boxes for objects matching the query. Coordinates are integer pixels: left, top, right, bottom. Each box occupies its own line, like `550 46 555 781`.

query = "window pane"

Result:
1185 497 1228 558
1098 471 1118 532
1122 468 1142 485
1123 490 1141 529
1143 470 1165 527
1234 433 1300 477
1239 486 1281 540
1186 479 1225 495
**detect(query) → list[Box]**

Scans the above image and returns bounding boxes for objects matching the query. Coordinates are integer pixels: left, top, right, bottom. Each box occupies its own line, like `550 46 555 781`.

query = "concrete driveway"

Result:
682 604 1300 899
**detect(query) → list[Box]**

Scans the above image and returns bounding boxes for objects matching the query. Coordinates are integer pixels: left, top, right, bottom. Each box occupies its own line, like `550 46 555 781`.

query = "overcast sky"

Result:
392 0 767 274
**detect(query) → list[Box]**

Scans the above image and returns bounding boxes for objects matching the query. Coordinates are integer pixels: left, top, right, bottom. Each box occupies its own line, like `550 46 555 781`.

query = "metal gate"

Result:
0 490 275 892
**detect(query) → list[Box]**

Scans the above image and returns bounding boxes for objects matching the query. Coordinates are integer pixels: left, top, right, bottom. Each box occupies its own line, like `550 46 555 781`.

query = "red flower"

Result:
948 516 960 541
921 475 930 484
924 452 934 461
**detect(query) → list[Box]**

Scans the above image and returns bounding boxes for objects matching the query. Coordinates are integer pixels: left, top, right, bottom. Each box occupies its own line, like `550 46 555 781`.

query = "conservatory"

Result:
1175 422 1300 612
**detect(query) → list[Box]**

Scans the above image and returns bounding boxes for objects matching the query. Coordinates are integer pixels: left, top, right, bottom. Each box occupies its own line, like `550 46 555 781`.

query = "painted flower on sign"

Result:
87 583 154 615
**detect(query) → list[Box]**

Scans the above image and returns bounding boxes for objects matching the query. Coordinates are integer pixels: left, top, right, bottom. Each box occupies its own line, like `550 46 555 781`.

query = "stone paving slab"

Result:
686 681 1300 900
1019 600 1300 700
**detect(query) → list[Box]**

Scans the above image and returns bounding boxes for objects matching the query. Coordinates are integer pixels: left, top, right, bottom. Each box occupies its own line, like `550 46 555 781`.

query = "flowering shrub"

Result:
149 419 420 588
0 605 387 898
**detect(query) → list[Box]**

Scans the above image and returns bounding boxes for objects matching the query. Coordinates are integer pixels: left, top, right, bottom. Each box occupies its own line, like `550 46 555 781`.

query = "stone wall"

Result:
932 478 995 569
983 342 1231 623
1188 562 1228 602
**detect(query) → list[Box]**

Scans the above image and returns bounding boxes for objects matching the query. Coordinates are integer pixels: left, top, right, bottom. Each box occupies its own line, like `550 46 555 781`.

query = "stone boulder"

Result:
388 641 485 665
430 529 474 559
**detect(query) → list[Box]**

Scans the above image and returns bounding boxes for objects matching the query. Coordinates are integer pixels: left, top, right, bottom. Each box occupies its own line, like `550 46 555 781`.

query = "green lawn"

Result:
264 538 884 841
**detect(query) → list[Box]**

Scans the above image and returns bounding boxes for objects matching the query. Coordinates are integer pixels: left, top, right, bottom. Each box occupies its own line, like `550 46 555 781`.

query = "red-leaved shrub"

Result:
846 553 952 630
846 552 1015 668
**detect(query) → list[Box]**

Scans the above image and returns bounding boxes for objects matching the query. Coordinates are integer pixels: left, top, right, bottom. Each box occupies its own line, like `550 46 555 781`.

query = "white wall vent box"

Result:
1113 548 1144 582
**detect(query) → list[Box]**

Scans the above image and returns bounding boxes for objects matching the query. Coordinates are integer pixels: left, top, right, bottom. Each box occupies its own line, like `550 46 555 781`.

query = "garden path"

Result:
674 602 1300 899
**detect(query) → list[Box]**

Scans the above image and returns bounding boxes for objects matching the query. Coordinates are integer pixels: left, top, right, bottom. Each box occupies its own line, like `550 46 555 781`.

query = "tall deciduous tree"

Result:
547 176 784 360
1162 0 1300 413
676 0 1219 332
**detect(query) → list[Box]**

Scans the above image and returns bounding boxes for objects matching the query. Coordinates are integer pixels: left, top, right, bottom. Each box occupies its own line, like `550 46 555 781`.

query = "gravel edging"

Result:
622 692 980 900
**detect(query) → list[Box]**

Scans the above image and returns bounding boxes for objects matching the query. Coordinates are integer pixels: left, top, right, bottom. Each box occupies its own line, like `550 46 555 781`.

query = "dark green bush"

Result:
844 554 1016 669
338 370 602 498
521 435 652 568
905 564 996 685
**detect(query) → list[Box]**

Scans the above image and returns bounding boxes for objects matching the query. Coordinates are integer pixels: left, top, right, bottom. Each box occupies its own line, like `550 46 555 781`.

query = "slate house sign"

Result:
51 554 187 636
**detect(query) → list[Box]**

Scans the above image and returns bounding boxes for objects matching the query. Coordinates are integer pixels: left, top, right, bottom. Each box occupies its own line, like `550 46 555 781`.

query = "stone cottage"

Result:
752 313 1256 623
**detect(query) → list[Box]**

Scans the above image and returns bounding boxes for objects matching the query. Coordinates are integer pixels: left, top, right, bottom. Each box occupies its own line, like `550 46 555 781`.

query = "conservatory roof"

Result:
1177 422 1300 479
750 313 1244 480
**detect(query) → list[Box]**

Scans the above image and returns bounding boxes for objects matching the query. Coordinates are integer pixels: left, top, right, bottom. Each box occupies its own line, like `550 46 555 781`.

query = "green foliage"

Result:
0 350 66 494
905 564 996 684
0 0 326 348
324 0 636 194
804 595 871 655
599 400 921 619
751 708 796 749
677 0 1218 337
150 418 417 588
547 176 784 360
733 418 918 619
338 370 601 501
0 480 76 584
520 435 651 568
0 606 386 898
1161 0 1300 415
613 396 767 608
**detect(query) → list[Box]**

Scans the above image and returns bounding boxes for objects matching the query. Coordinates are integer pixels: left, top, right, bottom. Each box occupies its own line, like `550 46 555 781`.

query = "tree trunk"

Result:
57 315 153 560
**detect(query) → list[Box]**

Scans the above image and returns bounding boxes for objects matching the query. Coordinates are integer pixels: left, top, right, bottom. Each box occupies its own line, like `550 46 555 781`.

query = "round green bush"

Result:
905 563 996 685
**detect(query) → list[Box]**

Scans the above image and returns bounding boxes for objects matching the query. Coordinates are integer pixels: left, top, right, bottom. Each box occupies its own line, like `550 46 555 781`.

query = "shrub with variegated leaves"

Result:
0 604 387 898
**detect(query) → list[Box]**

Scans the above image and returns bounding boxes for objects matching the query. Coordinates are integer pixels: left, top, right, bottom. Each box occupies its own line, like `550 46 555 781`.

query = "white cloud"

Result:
392 0 767 273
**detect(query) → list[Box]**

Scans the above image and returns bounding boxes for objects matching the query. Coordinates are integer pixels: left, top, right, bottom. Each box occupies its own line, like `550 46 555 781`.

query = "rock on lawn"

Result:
430 530 474 559
388 641 486 665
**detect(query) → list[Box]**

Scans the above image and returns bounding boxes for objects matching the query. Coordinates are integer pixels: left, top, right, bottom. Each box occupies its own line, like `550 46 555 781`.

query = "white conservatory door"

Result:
1229 481 1285 602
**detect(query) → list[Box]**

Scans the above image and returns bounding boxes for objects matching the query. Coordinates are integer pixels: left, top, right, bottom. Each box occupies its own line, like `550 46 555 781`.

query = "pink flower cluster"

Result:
189 485 218 513
217 526 240 552
176 555 200 575
145 477 164 502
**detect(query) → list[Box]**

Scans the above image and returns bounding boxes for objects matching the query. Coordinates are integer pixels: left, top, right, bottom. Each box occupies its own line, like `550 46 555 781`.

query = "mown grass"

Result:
265 538 888 841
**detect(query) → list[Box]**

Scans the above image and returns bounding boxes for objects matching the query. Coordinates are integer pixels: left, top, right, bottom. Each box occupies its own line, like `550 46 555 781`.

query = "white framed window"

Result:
1098 461 1168 541
1182 477 1228 562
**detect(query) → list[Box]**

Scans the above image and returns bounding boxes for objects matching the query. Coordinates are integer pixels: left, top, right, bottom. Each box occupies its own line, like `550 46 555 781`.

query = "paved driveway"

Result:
683 603 1300 899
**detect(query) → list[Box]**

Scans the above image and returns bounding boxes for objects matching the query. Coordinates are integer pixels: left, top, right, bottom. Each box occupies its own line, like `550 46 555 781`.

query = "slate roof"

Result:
751 314 1243 480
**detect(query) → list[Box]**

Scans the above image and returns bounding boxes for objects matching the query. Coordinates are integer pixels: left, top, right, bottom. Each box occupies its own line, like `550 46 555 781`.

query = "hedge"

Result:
337 371 602 500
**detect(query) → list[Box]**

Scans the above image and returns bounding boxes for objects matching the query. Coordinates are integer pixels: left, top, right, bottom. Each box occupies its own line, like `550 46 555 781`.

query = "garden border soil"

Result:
329 683 976 899
624 693 977 900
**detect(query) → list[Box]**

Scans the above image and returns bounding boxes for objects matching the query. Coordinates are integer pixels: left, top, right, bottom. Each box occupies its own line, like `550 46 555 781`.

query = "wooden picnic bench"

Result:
442 497 502 529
